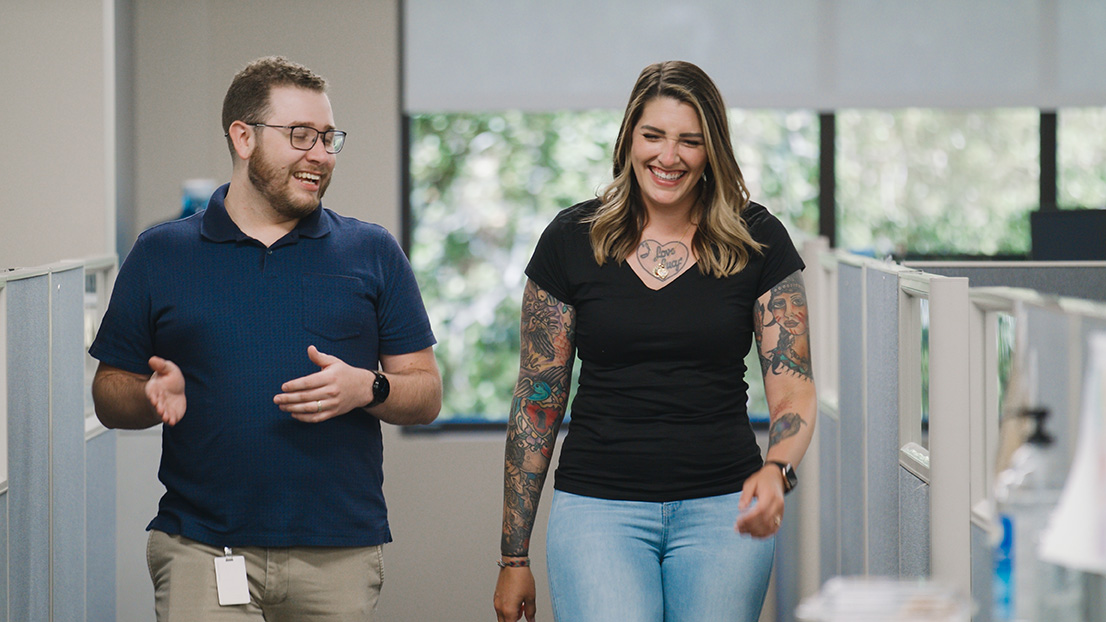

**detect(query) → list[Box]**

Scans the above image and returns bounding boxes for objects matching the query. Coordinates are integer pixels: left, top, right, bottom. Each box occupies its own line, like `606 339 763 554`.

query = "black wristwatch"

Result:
766 460 797 494
366 370 390 408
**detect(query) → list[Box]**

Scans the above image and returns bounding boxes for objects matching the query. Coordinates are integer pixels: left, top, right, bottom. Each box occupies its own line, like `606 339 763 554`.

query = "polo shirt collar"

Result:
200 182 332 243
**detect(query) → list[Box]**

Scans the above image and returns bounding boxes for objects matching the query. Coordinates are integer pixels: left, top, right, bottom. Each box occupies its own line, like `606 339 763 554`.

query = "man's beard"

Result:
247 142 331 220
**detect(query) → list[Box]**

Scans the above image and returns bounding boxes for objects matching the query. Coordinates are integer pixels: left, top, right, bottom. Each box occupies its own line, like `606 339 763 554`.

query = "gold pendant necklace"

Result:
651 220 694 280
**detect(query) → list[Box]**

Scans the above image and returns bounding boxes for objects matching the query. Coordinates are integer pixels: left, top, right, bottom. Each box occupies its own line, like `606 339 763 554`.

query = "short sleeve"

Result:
371 229 437 355
89 236 156 375
524 208 579 305
747 204 806 297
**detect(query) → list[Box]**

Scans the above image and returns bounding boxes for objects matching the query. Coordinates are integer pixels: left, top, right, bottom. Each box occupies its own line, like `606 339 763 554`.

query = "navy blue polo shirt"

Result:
90 184 435 547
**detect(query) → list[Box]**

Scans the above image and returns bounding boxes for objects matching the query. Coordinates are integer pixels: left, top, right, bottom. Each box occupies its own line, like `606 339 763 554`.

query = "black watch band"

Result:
766 460 797 494
366 370 390 408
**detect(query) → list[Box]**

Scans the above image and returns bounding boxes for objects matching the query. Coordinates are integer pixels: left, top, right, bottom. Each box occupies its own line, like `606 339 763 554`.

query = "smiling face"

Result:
246 86 336 220
628 96 708 215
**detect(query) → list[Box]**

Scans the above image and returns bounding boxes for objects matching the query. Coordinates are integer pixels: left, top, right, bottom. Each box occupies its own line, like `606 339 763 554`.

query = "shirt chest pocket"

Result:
302 273 371 342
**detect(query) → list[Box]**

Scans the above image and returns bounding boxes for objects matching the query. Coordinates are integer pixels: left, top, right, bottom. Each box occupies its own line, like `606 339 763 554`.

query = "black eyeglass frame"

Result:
247 123 347 154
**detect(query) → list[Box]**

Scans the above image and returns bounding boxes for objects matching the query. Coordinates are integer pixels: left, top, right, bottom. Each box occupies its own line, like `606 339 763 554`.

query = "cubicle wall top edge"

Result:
970 286 1106 320
1 261 81 285
907 260 1106 270
0 255 117 287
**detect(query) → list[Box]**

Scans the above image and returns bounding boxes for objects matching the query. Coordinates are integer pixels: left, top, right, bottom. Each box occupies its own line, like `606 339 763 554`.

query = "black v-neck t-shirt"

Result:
526 199 804 502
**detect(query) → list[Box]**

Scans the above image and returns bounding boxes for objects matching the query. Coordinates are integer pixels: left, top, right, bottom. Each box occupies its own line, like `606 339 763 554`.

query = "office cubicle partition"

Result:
2 258 116 622
802 249 1106 620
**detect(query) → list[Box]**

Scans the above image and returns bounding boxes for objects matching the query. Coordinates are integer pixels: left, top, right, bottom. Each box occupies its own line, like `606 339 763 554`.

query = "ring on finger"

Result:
316 400 322 413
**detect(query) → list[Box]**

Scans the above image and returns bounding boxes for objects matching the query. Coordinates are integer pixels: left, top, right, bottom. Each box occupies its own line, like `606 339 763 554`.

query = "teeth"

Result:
651 167 684 181
295 172 321 182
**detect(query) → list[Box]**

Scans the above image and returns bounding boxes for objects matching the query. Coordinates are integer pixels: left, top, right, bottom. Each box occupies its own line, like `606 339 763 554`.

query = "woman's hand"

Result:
734 464 786 538
494 565 537 622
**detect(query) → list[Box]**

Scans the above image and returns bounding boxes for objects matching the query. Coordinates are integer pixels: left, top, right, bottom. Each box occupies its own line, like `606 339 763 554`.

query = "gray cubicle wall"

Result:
8 269 56 621
906 262 1106 304
865 266 904 577
829 259 933 583
899 468 930 578
831 258 915 579
4 263 116 622
836 262 865 577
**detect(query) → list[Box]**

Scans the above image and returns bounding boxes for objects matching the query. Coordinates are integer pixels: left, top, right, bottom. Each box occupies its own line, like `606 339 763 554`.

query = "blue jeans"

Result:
546 490 775 622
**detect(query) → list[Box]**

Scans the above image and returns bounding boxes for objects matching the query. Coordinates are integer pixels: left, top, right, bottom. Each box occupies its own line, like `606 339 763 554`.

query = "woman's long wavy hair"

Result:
586 60 763 277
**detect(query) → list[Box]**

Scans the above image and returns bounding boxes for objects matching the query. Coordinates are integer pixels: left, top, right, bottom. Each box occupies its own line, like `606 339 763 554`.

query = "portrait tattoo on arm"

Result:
502 282 576 557
756 271 814 383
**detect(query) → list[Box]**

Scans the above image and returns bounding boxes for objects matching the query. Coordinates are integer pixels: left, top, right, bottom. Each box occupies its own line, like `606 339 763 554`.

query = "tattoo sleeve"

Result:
501 280 576 557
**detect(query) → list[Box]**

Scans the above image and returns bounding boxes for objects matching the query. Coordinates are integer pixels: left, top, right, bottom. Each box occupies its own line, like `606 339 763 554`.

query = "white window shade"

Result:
404 0 1106 112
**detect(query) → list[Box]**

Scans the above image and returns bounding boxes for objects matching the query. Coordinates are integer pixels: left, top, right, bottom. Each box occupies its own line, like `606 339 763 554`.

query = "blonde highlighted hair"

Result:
587 60 763 277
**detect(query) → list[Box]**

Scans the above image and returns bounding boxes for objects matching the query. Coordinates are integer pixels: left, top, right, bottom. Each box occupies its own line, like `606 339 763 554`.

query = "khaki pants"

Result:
147 530 383 621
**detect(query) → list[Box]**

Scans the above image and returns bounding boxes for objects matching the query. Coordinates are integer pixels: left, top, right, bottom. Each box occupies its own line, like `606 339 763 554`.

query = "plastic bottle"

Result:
992 407 1083 620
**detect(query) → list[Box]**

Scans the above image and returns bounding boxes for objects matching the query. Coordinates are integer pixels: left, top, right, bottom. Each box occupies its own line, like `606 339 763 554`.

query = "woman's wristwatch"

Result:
765 460 797 494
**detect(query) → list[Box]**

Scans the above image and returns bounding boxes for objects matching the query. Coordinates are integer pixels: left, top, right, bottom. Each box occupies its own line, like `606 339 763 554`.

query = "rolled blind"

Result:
404 0 1106 112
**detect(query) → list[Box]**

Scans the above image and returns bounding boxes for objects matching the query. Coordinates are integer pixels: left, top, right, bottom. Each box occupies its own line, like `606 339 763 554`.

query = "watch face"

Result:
770 461 797 493
784 466 798 491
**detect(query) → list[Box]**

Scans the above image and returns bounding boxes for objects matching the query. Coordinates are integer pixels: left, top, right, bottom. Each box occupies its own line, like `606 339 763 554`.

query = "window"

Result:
836 109 1039 258
408 110 818 424
1059 107 1106 208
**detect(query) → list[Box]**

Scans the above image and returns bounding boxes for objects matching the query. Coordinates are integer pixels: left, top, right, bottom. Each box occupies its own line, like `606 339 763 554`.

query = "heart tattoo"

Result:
638 239 690 281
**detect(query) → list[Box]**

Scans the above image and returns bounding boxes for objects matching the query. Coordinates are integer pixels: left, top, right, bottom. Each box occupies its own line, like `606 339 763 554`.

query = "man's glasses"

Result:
248 123 347 154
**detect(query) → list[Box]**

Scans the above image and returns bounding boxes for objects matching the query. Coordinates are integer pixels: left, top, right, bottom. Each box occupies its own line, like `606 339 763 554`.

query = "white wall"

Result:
130 0 402 244
0 0 115 270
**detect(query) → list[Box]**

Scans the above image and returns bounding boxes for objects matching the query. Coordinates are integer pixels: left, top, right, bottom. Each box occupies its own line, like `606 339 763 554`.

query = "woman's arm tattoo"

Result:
756 271 814 383
502 281 576 557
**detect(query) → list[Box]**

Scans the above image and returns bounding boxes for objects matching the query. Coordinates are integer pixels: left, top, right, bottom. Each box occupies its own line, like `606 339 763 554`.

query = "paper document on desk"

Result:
1039 331 1106 572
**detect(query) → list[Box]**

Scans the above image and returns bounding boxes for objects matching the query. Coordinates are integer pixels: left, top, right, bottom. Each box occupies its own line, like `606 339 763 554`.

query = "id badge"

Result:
214 547 250 606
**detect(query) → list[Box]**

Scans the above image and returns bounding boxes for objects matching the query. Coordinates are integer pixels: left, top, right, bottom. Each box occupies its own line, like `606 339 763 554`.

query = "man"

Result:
90 56 441 620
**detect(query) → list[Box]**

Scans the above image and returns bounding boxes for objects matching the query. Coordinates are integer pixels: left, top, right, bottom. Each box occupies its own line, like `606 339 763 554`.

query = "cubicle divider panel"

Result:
898 466 930 578
6 273 51 621
971 522 994 622
775 476 803 622
0 493 6 622
817 407 840 585
927 277 972 595
1082 318 1106 402
82 257 117 621
50 266 87 622
0 281 7 622
1025 305 1076 466
865 267 903 576
86 431 116 621
836 261 865 576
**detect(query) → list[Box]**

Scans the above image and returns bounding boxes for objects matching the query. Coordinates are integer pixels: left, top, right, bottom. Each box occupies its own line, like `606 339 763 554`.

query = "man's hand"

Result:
274 346 374 423
145 356 187 426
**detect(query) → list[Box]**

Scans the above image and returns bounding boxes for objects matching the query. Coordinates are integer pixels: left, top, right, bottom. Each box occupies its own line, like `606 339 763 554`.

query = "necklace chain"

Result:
652 220 695 279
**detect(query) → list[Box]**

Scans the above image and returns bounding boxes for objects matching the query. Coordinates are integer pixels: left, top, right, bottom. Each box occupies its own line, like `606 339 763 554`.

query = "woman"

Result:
493 60 817 622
